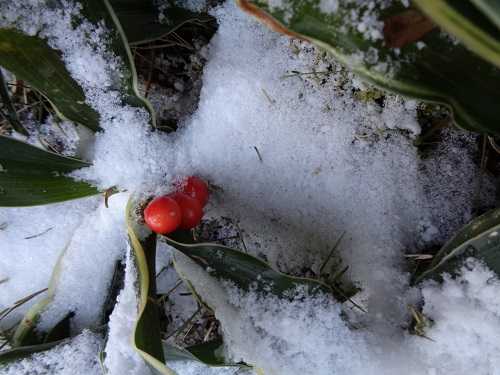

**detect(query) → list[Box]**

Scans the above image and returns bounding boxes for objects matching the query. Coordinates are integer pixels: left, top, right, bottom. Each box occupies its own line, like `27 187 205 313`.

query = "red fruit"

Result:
170 192 203 230
179 176 209 207
144 195 182 234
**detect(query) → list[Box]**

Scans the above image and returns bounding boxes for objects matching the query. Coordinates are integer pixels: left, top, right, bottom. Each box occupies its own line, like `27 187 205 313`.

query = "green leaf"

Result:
414 208 500 284
0 339 68 366
126 198 174 375
0 0 157 131
0 136 99 207
237 0 500 135
43 312 74 344
164 339 248 368
471 0 500 30
414 0 500 68
165 233 332 298
82 0 157 127
0 28 100 131
110 0 213 46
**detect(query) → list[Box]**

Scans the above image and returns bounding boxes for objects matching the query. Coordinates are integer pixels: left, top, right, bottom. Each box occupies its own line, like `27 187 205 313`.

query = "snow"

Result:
410 259 500 374
1 330 103 375
0 0 498 374
175 247 500 375
0 198 99 327
38 193 128 333
104 248 151 375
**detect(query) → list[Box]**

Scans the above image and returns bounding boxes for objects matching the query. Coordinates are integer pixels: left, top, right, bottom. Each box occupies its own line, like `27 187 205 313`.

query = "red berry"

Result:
179 176 209 207
144 195 182 234
170 192 203 230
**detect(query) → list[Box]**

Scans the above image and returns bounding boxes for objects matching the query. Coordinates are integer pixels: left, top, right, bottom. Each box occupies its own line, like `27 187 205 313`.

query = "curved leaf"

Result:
125 198 174 375
414 0 500 68
0 136 99 206
0 28 100 131
0 339 68 366
164 339 248 368
111 0 213 46
471 0 500 30
414 208 500 283
165 234 333 298
237 0 500 135
0 0 157 131
83 0 157 127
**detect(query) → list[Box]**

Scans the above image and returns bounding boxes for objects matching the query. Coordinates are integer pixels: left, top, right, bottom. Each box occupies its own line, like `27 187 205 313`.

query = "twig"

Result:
0 288 48 323
104 187 119 208
235 222 248 253
488 136 500 154
0 69 28 135
253 146 263 163
164 305 202 340
319 231 346 275
157 279 183 305
404 254 433 260
261 88 275 105
155 265 168 279
24 227 53 240
281 70 330 79
203 320 216 342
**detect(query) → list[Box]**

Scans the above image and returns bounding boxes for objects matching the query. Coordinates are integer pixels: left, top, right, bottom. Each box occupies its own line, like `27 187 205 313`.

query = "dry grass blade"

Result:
0 288 48 323
404 254 433 260
488 136 500 154
164 305 202 341
157 279 183 305
253 146 263 162
0 69 28 136
24 227 53 240
319 231 346 276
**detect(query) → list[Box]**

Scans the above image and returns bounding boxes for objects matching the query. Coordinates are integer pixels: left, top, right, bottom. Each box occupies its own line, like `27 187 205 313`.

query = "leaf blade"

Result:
0 136 99 207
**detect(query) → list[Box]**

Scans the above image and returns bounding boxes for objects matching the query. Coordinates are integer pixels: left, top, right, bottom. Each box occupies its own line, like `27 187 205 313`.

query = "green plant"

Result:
237 0 500 135
0 1 344 372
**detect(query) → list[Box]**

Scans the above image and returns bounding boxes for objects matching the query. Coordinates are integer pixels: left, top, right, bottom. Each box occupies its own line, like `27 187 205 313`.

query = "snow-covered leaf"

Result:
0 136 99 207
414 208 500 283
83 0 157 127
0 28 100 131
0 339 68 366
165 234 332 297
237 0 500 135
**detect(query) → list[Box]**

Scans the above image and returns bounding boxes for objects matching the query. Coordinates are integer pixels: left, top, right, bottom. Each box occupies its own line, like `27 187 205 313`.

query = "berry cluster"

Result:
144 176 209 234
